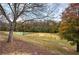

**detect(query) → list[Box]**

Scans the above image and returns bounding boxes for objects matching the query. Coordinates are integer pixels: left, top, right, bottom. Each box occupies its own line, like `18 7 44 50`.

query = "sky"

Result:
49 3 69 21
1 3 70 22
25 3 70 21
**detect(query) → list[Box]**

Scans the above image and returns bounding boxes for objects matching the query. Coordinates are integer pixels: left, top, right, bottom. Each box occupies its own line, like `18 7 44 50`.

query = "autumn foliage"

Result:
59 4 79 44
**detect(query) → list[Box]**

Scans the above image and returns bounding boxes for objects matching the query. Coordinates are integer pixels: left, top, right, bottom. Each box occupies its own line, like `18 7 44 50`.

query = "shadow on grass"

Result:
0 39 54 55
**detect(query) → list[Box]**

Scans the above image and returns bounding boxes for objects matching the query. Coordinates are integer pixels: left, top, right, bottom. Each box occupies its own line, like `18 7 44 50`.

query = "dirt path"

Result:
0 39 56 55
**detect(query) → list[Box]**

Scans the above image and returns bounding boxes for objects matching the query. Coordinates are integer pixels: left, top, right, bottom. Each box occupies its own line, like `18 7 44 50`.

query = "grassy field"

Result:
0 31 77 55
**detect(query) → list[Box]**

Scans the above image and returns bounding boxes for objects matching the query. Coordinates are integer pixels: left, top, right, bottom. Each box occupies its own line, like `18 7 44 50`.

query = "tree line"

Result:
0 20 59 33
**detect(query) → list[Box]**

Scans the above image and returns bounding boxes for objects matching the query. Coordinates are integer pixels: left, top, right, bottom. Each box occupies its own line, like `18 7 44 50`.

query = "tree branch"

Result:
17 4 26 18
8 3 15 16
0 4 11 23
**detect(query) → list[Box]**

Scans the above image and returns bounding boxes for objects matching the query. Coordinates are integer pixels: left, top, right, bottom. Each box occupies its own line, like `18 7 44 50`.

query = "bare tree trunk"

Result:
7 23 14 43
77 41 79 52
14 21 17 31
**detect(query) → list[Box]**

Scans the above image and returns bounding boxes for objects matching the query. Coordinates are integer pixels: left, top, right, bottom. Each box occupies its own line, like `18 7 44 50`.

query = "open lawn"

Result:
0 31 78 55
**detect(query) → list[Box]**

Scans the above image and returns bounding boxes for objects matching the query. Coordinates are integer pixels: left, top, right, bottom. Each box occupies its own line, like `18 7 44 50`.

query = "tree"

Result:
0 3 47 42
59 3 79 52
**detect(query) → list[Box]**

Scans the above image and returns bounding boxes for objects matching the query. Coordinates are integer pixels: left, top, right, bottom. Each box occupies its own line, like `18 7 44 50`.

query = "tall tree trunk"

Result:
7 23 14 43
77 41 79 52
14 21 16 31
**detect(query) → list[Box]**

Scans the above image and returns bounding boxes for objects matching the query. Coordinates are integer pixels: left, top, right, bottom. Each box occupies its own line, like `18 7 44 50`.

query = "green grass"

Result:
0 31 77 54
